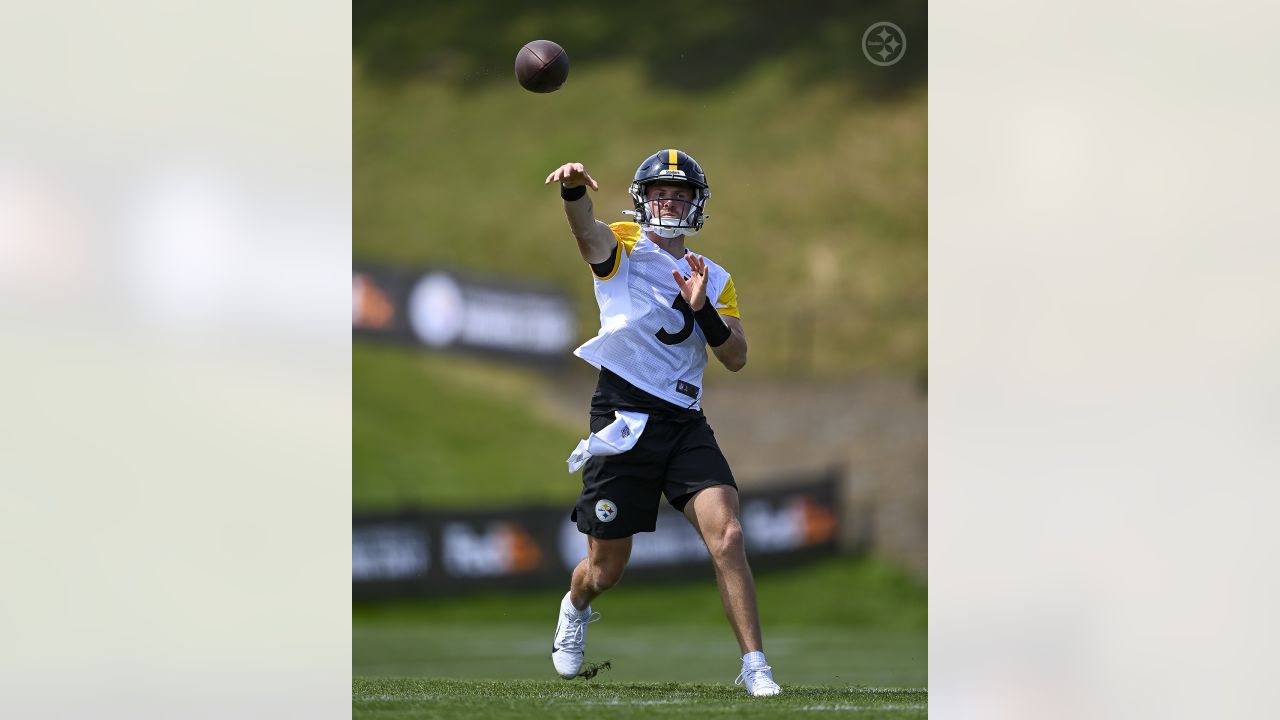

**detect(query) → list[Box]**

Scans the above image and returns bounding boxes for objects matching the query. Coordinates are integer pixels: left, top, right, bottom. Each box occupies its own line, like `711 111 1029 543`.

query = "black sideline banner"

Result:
353 263 575 363
353 471 842 600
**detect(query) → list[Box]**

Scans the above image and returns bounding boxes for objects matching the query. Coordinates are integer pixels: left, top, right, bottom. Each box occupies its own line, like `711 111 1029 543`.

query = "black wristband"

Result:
693 301 732 347
560 184 587 201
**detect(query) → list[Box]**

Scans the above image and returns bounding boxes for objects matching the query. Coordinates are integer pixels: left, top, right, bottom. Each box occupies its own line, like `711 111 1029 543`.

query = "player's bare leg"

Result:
684 485 781 696
683 486 762 651
552 535 630 678
570 535 632 609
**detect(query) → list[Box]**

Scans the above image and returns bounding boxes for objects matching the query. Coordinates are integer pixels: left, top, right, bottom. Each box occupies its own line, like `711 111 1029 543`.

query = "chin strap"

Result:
645 224 689 239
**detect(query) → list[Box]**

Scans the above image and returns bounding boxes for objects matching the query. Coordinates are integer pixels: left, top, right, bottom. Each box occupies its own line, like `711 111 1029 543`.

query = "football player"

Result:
544 149 781 697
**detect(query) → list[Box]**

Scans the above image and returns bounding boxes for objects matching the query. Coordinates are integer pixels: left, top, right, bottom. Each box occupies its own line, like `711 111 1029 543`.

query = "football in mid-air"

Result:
515 40 569 93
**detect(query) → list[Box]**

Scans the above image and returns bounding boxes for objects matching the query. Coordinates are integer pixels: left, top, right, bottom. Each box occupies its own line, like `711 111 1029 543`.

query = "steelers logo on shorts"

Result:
595 499 618 523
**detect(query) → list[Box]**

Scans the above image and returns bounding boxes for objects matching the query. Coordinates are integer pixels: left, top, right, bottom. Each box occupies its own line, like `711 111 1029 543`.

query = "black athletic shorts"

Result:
571 368 737 539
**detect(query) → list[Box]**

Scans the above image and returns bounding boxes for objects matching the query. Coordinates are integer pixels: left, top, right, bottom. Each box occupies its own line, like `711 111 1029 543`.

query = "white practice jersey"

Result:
574 222 740 410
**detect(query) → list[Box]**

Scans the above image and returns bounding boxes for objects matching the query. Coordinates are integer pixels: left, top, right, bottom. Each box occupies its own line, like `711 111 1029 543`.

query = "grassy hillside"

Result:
353 343 584 510
354 50 925 377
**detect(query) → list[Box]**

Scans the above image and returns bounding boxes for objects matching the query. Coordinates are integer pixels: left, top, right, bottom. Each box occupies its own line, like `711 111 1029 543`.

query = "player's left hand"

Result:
673 253 710 311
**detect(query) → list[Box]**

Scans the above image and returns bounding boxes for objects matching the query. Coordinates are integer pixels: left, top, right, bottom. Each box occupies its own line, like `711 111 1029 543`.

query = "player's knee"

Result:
709 521 745 560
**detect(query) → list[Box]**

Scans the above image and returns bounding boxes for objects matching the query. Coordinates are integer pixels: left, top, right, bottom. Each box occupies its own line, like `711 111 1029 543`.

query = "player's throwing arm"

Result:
545 163 614 264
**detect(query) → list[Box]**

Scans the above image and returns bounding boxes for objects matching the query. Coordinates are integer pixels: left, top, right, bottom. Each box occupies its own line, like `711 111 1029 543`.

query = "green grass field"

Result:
354 679 927 719
354 555 926 717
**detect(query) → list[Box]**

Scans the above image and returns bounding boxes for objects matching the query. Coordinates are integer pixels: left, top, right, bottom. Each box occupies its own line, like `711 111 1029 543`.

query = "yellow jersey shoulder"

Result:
609 222 641 255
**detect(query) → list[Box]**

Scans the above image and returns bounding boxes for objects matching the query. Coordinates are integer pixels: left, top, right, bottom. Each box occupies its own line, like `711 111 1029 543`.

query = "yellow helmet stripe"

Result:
667 149 678 170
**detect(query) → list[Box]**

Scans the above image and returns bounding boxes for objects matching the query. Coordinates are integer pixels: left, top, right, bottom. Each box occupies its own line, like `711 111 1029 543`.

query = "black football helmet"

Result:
624 149 710 237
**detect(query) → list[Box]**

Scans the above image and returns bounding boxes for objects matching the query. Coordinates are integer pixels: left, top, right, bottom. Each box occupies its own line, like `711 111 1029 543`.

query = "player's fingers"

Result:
671 269 687 291
585 173 599 191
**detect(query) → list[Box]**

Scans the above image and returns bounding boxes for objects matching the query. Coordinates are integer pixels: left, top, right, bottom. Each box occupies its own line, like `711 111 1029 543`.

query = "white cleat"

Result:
736 660 782 697
551 591 600 679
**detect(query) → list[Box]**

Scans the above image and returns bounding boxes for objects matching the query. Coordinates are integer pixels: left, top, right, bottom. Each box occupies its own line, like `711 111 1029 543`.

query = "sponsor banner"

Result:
352 523 430 582
353 263 575 363
353 471 842 600
352 265 419 341
351 509 559 599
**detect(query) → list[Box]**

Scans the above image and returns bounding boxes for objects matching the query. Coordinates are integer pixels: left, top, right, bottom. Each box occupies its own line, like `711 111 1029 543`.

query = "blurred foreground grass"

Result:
354 554 925 630
354 555 926 687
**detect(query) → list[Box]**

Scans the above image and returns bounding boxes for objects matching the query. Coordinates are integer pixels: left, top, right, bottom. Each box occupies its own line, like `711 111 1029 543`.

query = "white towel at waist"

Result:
565 410 649 473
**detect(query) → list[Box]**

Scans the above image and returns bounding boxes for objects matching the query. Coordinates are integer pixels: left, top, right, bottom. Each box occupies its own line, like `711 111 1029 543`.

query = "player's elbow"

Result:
722 352 747 372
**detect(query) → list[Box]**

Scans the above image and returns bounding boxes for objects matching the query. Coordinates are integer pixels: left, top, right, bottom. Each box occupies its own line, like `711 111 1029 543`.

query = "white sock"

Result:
742 650 767 667
563 592 590 616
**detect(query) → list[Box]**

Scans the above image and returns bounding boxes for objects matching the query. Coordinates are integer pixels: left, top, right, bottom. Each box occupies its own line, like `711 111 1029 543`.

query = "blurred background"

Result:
352 0 928 688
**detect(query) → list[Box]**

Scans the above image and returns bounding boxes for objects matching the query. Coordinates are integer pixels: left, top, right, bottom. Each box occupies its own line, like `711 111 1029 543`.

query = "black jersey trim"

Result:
590 242 620 280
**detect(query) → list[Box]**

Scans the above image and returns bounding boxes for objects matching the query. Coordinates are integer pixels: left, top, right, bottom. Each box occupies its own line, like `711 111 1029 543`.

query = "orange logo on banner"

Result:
800 498 838 545
498 522 544 572
353 273 395 329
